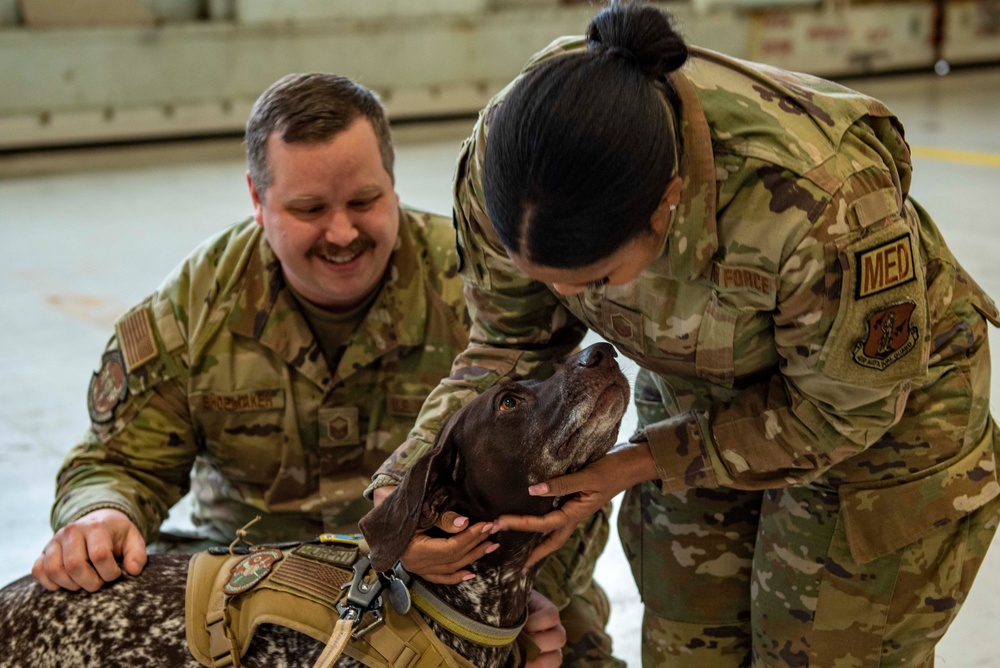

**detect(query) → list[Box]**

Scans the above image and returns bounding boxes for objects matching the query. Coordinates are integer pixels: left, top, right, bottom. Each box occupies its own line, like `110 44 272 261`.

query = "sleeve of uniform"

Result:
51 266 199 541
373 105 588 486
641 163 929 492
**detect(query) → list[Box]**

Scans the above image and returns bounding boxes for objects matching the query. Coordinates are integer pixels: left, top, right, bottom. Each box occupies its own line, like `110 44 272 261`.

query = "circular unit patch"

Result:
88 350 129 424
223 548 283 596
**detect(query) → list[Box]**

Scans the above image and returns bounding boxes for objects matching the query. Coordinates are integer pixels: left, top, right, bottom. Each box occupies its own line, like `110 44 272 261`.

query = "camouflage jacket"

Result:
379 38 1000 563
54 207 469 543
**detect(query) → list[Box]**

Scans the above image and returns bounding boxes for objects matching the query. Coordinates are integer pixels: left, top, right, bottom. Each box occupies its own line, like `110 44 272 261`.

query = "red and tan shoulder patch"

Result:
852 301 919 371
820 222 928 387
88 350 129 424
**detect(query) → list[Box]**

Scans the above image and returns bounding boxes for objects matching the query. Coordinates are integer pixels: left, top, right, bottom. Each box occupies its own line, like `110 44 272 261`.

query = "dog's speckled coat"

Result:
0 344 628 668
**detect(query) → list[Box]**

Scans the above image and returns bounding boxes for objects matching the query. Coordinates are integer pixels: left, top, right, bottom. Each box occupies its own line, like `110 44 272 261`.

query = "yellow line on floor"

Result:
911 146 1000 168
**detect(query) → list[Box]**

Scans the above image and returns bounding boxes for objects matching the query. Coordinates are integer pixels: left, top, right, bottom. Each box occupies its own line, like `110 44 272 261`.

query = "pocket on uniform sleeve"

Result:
839 425 999 564
695 292 737 387
818 221 929 387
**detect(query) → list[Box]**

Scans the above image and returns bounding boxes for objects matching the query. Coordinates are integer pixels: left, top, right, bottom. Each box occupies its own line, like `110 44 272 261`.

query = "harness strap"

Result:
342 602 476 668
186 547 510 668
310 618 355 668
194 553 245 668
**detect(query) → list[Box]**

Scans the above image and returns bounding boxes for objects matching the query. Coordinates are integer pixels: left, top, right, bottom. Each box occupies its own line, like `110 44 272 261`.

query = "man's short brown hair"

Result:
245 73 394 199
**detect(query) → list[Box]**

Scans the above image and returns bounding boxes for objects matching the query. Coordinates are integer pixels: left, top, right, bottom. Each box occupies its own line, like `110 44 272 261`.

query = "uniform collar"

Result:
228 209 428 389
646 53 719 283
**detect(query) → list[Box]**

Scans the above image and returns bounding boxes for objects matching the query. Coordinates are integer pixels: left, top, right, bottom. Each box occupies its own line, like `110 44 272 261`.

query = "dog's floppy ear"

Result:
360 415 462 572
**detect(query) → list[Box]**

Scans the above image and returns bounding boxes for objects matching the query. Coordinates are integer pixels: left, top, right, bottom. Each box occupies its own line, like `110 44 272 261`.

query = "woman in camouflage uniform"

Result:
378 2 1000 666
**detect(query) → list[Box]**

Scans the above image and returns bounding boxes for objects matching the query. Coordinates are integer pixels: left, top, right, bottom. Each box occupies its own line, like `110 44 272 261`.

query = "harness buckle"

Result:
352 608 385 640
336 556 385 628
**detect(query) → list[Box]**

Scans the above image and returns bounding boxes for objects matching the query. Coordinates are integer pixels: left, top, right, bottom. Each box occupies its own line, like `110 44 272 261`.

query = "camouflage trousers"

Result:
535 503 628 668
619 372 1000 667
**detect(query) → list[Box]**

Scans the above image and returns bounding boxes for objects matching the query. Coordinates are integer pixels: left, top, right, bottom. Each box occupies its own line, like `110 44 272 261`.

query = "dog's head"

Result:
360 342 629 572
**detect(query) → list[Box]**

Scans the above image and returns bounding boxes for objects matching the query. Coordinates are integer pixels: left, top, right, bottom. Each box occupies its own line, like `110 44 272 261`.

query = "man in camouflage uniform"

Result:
32 71 615 668
376 23 1000 668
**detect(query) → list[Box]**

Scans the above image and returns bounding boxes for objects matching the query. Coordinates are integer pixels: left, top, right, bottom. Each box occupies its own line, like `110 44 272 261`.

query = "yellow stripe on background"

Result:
911 146 1000 168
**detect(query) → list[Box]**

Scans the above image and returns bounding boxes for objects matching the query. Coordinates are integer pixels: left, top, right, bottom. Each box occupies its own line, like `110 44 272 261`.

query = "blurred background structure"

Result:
2 1 999 665
1 0 999 151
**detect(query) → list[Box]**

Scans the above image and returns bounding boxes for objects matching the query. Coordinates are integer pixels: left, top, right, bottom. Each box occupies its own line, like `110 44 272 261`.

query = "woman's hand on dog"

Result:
32 508 147 592
496 440 658 569
372 485 499 584
523 589 566 667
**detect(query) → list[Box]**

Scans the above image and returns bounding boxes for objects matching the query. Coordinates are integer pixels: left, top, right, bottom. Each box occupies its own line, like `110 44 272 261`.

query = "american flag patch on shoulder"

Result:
115 306 157 372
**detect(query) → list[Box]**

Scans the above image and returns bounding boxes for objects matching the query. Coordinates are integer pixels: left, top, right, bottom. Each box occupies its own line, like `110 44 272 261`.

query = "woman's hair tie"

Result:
605 45 637 66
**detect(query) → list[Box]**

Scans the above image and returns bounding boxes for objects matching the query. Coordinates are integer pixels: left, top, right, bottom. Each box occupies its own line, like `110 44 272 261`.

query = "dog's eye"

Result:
498 395 519 411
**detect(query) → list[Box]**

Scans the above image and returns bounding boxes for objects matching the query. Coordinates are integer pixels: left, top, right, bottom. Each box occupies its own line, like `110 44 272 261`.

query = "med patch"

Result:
88 350 129 424
820 222 928 386
855 233 915 299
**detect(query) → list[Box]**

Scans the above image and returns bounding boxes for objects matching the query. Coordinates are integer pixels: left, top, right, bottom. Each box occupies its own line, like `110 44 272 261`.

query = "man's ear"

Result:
247 171 265 228
359 417 462 572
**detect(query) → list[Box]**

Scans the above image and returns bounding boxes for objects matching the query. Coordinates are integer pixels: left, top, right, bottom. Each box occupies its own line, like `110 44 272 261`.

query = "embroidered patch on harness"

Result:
269 552 352 601
222 548 283 596
88 350 129 424
115 307 157 371
296 543 358 569
852 301 919 371
855 234 916 299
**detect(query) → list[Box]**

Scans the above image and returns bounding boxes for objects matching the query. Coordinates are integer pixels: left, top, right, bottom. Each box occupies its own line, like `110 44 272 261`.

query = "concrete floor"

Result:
2 67 999 666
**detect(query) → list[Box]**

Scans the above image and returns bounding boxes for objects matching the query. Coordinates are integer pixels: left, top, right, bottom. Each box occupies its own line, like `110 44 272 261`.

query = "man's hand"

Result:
32 508 147 592
497 441 657 569
372 485 497 584
523 589 566 668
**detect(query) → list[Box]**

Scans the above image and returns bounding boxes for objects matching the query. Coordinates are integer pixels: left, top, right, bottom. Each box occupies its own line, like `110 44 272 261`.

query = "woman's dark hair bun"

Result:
586 0 688 79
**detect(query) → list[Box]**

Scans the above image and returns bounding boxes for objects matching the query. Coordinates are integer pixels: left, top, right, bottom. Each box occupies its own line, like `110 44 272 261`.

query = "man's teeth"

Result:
320 251 360 264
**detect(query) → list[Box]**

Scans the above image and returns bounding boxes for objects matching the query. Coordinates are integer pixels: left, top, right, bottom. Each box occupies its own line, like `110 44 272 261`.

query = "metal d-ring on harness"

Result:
312 556 414 668
338 556 414 638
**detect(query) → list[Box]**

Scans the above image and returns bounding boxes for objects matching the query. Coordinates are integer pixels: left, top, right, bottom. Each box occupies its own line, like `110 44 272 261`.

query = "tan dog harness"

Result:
185 536 526 668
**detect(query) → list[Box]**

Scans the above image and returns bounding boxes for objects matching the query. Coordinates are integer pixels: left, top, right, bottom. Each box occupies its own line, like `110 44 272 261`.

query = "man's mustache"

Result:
314 237 375 257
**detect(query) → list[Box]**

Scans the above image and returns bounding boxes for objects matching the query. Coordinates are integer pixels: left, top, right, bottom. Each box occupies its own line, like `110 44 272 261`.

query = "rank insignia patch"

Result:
852 301 919 371
222 548 282 596
88 350 129 424
322 406 360 447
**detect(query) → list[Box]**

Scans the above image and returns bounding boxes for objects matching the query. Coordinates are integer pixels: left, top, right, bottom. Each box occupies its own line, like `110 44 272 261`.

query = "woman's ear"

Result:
651 176 682 237
664 175 682 209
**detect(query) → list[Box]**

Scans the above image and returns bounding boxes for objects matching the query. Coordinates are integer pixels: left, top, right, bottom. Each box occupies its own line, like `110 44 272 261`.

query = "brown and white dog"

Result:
0 343 628 668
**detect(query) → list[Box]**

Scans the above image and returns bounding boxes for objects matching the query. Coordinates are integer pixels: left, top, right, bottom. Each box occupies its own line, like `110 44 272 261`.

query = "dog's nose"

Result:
577 342 616 368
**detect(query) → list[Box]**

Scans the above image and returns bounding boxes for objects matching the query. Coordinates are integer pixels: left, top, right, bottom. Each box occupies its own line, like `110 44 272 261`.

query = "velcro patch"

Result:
199 389 284 413
819 221 928 386
320 406 360 447
223 548 283 596
712 263 777 300
602 302 645 356
153 299 184 352
88 350 129 424
852 301 919 370
296 543 358 569
270 552 352 602
855 234 915 299
115 307 157 372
